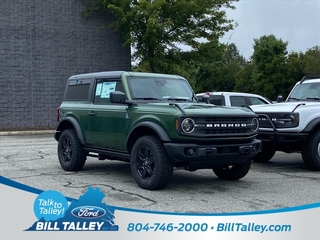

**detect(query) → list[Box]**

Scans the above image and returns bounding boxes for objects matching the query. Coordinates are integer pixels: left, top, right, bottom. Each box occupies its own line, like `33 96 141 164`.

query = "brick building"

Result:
0 0 131 130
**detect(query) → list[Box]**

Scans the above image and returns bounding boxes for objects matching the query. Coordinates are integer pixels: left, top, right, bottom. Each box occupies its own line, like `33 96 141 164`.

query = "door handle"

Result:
87 111 97 117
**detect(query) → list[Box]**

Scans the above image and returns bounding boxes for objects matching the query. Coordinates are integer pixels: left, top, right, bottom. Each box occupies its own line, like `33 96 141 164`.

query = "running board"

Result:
84 147 130 161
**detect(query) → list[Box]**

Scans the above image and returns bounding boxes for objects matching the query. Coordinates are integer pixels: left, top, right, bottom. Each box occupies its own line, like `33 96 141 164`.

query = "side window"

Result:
209 95 225 105
94 79 124 104
230 96 247 106
65 79 91 100
248 97 268 105
197 95 203 102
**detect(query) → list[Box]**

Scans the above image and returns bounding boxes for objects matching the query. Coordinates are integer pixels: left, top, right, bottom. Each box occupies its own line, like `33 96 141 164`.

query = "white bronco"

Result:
251 75 320 170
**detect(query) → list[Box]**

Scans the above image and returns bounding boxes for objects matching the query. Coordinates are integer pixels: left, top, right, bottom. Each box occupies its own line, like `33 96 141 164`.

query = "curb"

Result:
0 130 55 136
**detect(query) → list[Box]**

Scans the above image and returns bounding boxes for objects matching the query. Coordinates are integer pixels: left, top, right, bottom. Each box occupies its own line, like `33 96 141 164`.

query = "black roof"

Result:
300 75 320 83
69 71 126 80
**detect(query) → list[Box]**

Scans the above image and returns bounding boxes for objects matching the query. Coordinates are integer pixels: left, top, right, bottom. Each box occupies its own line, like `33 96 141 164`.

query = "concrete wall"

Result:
0 0 131 130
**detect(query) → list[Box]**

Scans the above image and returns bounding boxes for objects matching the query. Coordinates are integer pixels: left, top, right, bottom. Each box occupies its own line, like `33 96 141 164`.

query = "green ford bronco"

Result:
54 71 261 190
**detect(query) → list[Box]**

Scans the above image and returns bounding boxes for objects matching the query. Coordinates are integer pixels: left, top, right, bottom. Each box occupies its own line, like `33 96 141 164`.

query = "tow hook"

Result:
239 146 252 155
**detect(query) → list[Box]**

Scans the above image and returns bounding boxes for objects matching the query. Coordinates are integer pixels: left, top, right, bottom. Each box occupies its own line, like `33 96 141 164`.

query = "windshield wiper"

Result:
132 97 163 101
306 97 320 100
167 97 192 102
288 97 300 101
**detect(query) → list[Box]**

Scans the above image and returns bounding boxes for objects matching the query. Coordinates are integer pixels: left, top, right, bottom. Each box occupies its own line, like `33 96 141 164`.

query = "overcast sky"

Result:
221 0 320 59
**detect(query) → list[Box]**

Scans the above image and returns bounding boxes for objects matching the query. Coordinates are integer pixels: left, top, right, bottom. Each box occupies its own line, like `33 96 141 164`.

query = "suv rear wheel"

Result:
213 159 251 180
58 129 86 171
130 135 173 190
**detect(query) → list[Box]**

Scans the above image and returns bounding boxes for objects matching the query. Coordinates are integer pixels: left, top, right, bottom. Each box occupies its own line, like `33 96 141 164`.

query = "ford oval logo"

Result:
71 206 106 219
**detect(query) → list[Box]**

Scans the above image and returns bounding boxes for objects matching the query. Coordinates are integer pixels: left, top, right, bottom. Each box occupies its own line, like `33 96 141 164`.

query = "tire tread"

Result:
130 135 173 190
58 129 86 171
302 129 320 171
213 159 251 180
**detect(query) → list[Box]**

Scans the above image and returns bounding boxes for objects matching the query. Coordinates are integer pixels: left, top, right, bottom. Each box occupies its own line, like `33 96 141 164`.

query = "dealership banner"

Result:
1 175 318 239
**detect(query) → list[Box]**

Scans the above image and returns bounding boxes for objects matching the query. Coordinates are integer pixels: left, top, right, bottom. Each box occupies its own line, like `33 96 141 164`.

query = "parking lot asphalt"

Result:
1 133 320 213
0 130 55 136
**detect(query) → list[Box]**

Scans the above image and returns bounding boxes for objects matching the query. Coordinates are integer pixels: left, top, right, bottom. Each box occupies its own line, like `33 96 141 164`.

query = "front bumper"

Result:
257 131 309 143
164 139 261 170
255 113 310 153
257 131 309 153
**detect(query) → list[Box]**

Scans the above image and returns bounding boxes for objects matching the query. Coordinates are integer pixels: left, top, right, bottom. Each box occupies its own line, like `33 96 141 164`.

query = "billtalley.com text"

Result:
217 222 291 233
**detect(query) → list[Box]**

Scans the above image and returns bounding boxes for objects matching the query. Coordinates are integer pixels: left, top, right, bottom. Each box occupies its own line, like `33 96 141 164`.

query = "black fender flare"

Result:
54 117 86 145
303 117 320 132
126 121 171 146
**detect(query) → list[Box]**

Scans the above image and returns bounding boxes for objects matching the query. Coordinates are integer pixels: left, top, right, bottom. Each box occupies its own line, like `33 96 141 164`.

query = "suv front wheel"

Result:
302 129 320 171
130 135 173 190
58 129 86 171
212 159 251 180
252 146 276 163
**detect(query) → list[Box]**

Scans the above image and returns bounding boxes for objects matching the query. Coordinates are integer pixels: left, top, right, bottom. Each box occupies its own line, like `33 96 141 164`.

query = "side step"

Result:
84 147 130 162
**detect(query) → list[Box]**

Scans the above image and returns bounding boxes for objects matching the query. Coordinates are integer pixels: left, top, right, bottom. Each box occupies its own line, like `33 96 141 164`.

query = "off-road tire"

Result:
130 135 173 190
213 159 251 180
302 129 320 171
58 129 86 171
252 146 276 163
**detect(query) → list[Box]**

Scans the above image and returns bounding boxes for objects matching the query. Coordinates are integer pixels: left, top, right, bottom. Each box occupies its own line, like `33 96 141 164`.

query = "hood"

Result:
140 102 256 117
251 101 318 112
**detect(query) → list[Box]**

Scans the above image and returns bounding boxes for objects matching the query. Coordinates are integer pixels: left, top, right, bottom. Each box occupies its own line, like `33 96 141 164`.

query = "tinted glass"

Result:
230 96 247 106
249 97 268 105
65 79 91 100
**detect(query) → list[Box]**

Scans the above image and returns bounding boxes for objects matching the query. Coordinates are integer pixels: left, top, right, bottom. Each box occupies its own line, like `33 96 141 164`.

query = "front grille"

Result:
204 129 248 134
193 116 254 136
204 117 248 123
258 113 279 128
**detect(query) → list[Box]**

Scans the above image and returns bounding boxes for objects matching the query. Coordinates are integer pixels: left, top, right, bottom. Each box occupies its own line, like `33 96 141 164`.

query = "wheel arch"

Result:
54 117 85 145
303 117 320 133
126 121 171 153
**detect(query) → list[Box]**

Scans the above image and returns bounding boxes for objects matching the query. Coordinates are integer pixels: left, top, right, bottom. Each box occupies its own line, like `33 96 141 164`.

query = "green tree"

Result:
224 43 246 66
234 61 254 93
82 0 239 72
191 40 227 92
303 46 320 75
251 34 288 100
285 47 320 95
284 51 306 97
191 42 248 93
218 43 247 91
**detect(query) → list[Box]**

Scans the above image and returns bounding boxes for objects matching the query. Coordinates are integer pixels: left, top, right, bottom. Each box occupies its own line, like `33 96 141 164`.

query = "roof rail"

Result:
300 75 320 84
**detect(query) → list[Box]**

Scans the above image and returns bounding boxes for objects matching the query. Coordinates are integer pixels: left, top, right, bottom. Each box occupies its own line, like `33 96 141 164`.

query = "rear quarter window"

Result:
64 79 92 100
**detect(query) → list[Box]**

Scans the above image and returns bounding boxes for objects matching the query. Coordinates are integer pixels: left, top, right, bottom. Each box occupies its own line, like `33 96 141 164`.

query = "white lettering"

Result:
62 221 104 231
77 207 100 217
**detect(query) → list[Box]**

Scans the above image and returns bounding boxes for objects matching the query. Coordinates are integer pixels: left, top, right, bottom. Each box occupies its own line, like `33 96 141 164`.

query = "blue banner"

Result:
1 175 318 239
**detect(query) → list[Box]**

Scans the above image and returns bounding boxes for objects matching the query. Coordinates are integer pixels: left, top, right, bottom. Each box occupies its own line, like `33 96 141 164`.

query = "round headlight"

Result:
251 118 259 132
181 118 195 133
283 114 295 125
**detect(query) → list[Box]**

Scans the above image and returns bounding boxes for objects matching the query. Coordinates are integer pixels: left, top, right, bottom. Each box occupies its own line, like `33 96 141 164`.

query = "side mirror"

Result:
277 95 283 103
110 91 126 103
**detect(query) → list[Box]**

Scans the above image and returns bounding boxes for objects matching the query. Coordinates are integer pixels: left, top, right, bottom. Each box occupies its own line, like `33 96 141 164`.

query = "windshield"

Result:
288 82 320 101
127 76 196 102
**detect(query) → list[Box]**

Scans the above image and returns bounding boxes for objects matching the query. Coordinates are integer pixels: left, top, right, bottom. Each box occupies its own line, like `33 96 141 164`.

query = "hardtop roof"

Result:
68 71 125 80
68 71 184 80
